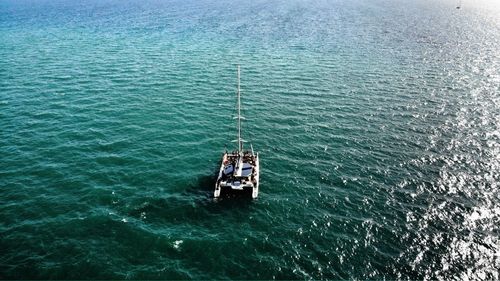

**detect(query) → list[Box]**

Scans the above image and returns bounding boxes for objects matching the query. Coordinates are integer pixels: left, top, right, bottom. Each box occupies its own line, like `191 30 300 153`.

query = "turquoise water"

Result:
1 0 499 279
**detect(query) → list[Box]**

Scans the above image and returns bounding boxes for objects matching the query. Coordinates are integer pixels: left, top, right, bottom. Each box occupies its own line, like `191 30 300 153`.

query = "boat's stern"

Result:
214 181 221 198
252 153 259 199
214 152 259 199
213 153 227 198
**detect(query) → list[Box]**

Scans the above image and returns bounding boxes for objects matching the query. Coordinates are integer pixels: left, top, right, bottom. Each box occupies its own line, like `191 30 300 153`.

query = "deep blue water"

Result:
1 0 499 279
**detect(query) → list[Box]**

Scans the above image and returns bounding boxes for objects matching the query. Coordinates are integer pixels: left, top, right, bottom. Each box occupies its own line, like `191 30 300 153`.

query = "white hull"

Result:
252 154 259 198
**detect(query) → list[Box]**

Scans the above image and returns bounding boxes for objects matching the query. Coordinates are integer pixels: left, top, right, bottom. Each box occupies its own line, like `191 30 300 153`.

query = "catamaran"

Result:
214 66 260 198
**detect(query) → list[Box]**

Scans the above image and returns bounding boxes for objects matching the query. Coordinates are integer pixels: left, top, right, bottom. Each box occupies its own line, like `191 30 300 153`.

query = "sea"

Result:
1 0 499 279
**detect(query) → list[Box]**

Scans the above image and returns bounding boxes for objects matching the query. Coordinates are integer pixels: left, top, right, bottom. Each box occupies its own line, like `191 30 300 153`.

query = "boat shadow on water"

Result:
127 155 256 223
126 174 254 225
185 174 216 195
186 174 255 208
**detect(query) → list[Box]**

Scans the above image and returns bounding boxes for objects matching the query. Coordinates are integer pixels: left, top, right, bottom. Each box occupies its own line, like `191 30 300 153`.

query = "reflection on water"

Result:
0 0 499 279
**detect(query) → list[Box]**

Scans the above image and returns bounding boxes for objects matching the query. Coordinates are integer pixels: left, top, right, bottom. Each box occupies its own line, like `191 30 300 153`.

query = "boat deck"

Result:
215 151 259 198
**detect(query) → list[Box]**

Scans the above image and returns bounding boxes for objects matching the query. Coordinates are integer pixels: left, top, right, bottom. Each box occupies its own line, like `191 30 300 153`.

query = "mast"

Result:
237 65 242 153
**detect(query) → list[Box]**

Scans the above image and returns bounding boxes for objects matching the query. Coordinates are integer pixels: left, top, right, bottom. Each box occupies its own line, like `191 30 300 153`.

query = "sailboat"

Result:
214 66 260 199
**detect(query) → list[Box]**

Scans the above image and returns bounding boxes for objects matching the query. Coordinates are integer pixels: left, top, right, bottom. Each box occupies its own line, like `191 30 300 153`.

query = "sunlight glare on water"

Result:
0 0 499 279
